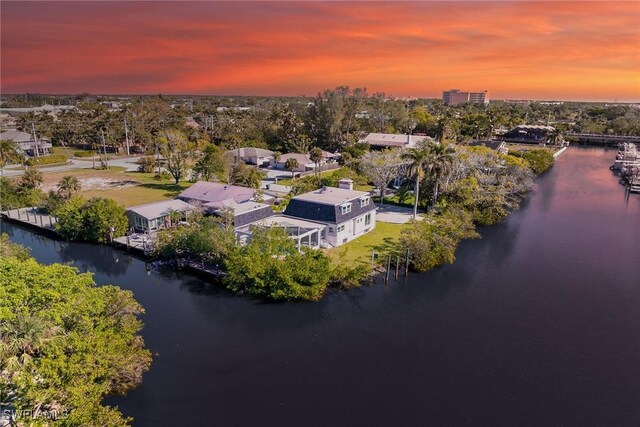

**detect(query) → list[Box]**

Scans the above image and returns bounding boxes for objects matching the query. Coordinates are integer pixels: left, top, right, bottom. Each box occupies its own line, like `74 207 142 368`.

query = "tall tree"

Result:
360 149 404 205
159 130 198 184
309 147 324 184
402 147 431 219
425 142 456 208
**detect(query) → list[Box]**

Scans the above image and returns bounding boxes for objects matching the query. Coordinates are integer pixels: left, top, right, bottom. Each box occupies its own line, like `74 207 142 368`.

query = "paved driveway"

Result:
376 204 421 224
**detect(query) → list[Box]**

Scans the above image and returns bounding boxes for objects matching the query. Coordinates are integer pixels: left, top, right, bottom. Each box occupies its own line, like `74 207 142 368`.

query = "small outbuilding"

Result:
126 199 197 233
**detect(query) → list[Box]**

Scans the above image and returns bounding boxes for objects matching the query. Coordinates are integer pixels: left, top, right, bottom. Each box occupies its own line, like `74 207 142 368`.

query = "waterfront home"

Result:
178 181 273 211
0 130 52 157
359 132 432 149
235 214 326 250
126 199 197 233
283 179 376 247
498 125 556 145
227 147 274 166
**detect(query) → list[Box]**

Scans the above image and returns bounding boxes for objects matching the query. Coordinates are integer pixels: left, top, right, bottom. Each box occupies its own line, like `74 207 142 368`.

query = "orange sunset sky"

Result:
1 1 639 101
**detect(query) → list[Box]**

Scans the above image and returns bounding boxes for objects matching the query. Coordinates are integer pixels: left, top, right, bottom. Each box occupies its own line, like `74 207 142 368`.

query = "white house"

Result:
283 179 376 247
227 147 274 166
0 130 52 157
126 199 198 233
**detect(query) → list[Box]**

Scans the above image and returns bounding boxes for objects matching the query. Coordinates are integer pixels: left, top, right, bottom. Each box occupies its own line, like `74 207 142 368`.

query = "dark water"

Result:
3 147 640 426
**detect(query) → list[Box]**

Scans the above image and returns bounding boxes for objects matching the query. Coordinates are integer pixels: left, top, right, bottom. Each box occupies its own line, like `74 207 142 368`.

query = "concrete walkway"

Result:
376 204 422 224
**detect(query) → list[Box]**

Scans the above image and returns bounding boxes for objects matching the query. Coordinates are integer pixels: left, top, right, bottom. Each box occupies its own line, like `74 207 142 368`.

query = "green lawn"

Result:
327 222 407 267
41 168 193 207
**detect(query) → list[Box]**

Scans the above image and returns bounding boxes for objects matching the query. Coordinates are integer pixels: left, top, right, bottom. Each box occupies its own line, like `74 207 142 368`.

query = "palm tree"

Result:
309 147 324 184
402 147 430 219
0 313 58 371
425 142 456 209
434 117 449 144
20 168 43 189
57 175 81 200
546 127 563 145
0 139 21 177
285 158 299 180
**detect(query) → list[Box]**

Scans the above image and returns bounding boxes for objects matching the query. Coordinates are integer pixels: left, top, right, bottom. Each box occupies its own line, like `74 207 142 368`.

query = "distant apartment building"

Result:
442 89 489 106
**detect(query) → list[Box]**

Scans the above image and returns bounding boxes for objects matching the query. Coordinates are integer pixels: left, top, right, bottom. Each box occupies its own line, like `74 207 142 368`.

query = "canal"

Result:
3 146 640 426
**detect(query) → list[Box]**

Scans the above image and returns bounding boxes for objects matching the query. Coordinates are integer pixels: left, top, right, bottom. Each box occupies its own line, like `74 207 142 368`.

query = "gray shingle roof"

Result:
178 181 257 207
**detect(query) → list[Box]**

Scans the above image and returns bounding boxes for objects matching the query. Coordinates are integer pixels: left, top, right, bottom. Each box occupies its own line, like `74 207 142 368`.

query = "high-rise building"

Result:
442 89 489 106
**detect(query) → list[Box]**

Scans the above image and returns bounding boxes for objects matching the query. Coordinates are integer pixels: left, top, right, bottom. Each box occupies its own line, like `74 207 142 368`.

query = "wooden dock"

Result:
1 207 60 237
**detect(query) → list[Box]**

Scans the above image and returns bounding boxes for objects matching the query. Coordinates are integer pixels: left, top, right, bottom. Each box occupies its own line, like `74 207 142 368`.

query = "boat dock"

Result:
1 207 60 237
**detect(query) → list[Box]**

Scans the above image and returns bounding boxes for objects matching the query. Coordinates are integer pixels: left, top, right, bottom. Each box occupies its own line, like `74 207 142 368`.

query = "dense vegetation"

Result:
152 217 367 301
0 236 151 426
54 196 128 243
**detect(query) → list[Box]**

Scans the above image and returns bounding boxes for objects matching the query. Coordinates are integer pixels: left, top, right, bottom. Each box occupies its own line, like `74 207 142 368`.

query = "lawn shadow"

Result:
138 182 188 198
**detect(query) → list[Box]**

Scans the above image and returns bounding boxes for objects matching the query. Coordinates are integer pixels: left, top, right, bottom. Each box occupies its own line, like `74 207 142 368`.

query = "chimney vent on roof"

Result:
338 178 353 191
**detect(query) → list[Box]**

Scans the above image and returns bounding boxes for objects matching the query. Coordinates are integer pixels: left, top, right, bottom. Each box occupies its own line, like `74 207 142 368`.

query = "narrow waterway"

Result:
3 147 639 426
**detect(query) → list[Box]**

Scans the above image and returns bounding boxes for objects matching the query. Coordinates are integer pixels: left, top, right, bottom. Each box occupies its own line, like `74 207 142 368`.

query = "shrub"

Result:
73 150 95 158
138 156 156 173
399 209 479 272
25 153 67 166
0 177 44 210
54 196 128 243
522 149 555 174
153 170 172 181
224 227 332 301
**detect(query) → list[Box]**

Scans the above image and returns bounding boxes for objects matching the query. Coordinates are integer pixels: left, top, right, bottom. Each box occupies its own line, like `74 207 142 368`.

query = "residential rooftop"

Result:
292 186 370 206
127 199 196 220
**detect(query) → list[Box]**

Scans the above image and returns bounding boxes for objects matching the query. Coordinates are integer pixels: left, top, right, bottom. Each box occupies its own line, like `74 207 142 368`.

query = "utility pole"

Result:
124 118 131 156
101 129 109 169
31 123 39 157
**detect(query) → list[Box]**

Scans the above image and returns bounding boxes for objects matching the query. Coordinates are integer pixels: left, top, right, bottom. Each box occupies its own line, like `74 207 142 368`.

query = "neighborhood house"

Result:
228 147 274 166
126 199 197 233
178 181 273 211
283 178 376 247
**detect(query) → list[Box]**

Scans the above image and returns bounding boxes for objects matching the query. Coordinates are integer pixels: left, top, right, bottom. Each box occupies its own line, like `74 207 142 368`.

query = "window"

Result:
340 204 352 215
365 213 371 226
360 197 370 207
328 226 334 234
337 224 345 232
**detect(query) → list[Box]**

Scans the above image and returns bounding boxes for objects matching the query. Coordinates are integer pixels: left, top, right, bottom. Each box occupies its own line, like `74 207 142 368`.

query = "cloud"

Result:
1 1 638 101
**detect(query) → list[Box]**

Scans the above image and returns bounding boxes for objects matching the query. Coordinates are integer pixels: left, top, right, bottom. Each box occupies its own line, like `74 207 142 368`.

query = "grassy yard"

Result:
41 168 193 207
327 222 407 267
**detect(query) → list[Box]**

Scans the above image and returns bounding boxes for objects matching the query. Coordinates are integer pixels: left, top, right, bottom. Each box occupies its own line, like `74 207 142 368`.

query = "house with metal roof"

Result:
283 179 376 247
126 199 197 233
499 125 556 145
0 130 52 157
178 181 273 211
359 132 432 149
227 147 274 166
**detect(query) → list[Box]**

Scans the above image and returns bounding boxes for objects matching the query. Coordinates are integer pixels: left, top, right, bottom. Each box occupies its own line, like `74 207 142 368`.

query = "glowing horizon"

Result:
1 1 639 102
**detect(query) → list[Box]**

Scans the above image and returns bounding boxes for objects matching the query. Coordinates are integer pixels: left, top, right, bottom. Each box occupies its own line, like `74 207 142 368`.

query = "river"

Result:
2 146 640 426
